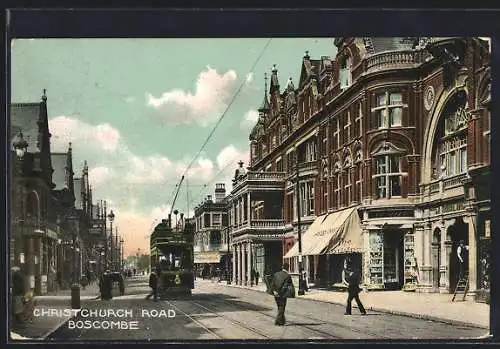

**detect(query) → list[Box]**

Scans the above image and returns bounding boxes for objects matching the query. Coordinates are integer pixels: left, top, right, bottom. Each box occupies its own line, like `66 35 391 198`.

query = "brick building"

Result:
193 184 230 279
229 37 490 301
10 91 109 294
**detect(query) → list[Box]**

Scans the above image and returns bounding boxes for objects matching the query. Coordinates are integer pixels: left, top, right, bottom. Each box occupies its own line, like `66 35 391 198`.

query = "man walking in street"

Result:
343 260 366 316
269 262 295 326
145 269 158 301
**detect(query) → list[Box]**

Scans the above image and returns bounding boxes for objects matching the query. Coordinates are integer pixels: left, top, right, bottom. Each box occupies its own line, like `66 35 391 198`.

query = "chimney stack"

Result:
215 183 226 203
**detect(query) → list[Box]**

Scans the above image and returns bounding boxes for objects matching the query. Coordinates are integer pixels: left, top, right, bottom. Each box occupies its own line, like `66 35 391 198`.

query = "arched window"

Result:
372 142 407 199
433 92 468 179
339 56 352 90
26 190 40 224
354 148 363 202
334 160 342 208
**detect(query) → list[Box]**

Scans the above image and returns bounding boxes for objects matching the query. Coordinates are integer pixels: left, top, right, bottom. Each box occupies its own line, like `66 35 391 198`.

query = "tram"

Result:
150 214 195 297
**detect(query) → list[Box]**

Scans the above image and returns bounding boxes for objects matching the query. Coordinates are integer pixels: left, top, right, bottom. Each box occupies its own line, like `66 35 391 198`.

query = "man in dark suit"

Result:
270 262 294 326
343 264 366 315
145 270 158 301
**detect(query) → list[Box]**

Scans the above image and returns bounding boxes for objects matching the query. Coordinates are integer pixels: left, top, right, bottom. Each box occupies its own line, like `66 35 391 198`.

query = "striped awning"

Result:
284 207 363 258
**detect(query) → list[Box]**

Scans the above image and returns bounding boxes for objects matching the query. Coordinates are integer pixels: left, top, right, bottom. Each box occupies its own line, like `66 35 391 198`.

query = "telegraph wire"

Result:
189 151 244 208
179 38 272 179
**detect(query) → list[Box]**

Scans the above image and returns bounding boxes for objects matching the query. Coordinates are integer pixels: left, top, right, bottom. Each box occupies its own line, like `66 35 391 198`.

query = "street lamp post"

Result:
107 210 115 271
295 147 305 296
115 228 119 271
70 216 81 309
120 237 124 272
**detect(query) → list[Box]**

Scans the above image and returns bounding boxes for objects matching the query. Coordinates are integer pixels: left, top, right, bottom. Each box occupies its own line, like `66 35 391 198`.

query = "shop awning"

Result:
325 207 364 254
194 252 221 264
283 207 362 258
283 214 327 258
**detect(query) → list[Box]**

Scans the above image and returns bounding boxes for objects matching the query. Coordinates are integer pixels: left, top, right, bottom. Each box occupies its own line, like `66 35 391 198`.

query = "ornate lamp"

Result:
13 130 28 159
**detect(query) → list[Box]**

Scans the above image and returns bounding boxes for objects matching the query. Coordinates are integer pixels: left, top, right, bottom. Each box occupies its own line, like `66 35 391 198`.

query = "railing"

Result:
420 173 467 195
247 171 286 181
429 182 440 194
443 173 467 190
250 219 286 228
365 50 428 74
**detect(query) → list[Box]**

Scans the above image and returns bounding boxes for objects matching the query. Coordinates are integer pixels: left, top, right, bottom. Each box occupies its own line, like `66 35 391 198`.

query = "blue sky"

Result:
11 38 337 255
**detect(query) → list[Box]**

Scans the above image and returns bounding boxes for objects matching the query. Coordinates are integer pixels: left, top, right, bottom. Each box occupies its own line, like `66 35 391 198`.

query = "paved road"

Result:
47 276 486 341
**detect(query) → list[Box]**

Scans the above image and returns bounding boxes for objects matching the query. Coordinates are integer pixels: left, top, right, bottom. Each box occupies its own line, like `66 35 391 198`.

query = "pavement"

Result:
216 279 490 330
45 277 488 340
9 281 102 341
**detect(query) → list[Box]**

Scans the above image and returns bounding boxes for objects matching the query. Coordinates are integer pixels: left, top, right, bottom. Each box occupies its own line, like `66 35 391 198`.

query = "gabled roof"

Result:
51 152 68 190
298 58 320 89
10 103 42 154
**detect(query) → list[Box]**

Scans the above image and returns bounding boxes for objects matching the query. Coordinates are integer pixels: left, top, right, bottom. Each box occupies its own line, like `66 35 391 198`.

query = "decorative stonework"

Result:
424 85 435 111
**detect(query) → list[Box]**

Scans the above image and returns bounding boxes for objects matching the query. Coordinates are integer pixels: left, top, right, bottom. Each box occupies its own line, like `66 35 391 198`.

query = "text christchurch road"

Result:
47 275 486 341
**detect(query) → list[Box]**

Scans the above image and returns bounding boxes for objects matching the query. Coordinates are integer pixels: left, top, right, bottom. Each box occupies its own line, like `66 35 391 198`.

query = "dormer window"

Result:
339 56 352 90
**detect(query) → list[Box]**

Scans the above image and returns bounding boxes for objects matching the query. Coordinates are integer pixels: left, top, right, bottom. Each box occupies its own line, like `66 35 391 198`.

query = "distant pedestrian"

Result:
269 262 295 326
145 270 158 301
343 262 366 316
255 270 260 286
301 270 309 292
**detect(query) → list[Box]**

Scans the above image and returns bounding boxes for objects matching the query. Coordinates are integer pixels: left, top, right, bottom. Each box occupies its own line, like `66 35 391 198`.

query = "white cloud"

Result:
175 157 214 182
124 154 173 184
240 109 259 130
88 166 113 188
216 145 249 170
50 116 121 152
146 66 238 126
245 72 254 84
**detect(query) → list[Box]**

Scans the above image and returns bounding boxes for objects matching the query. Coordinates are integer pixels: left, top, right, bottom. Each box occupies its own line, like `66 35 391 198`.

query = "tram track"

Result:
170 298 342 340
164 300 222 339
195 296 392 340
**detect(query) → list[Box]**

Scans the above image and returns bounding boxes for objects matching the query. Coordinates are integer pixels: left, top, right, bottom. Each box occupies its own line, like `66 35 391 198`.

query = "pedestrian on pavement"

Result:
100 271 113 300
11 267 26 328
302 270 309 292
255 270 260 286
343 261 366 316
145 270 158 301
270 262 295 326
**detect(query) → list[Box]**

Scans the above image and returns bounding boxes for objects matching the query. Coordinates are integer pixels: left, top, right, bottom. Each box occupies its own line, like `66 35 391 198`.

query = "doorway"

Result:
383 229 405 290
448 218 468 293
432 229 441 291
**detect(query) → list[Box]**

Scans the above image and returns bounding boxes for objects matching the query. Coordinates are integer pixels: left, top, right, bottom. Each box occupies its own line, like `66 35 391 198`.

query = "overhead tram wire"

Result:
178 38 272 181
190 151 244 207
145 183 182 240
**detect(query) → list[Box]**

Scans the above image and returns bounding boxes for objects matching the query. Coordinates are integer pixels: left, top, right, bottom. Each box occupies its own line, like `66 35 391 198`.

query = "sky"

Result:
11 38 337 257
